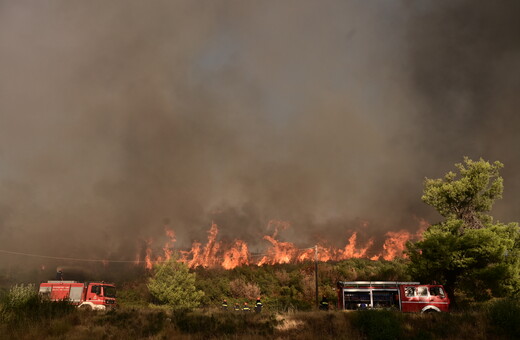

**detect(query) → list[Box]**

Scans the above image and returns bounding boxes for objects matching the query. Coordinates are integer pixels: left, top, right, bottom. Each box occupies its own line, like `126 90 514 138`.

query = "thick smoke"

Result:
0 1 519 273
407 0 520 218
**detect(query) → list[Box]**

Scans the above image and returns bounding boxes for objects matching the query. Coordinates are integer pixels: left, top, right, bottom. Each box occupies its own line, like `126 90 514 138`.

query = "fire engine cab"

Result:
337 281 450 313
39 280 117 310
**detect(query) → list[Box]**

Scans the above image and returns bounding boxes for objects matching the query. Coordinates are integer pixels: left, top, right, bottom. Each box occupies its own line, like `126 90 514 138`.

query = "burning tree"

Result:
407 158 520 303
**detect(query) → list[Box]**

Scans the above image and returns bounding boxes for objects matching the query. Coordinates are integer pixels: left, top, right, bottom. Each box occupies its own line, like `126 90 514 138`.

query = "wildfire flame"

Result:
138 220 427 270
157 228 176 263
145 239 153 270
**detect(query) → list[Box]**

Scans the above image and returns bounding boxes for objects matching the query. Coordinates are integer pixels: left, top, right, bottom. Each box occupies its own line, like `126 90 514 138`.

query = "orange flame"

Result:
157 228 177 263
222 239 249 269
139 220 425 270
145 239 153 270
381 230 412 260
258 235 300 265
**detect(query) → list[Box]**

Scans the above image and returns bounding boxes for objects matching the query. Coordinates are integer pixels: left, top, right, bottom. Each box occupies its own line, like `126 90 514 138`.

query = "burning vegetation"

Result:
137 220 428 270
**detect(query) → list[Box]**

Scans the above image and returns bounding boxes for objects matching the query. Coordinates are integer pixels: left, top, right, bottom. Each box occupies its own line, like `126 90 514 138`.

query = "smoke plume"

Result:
0 1 519 274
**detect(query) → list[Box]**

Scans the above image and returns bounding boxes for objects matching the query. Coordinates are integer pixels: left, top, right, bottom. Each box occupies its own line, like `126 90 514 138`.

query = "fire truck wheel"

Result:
423 309 439 313
79 304 92 311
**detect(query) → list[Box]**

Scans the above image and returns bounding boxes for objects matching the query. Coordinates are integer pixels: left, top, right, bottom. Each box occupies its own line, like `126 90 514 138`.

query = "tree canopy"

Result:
407 158 520 302
421 157 504 229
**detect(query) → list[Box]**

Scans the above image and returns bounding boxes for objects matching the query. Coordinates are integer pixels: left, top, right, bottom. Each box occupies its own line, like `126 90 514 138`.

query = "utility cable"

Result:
0 246 318 263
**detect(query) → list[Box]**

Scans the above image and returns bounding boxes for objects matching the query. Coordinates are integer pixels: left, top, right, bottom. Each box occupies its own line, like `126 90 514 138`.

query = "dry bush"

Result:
275 311 358 340
300 275 315 303
275 270 290 285
229 278 261 300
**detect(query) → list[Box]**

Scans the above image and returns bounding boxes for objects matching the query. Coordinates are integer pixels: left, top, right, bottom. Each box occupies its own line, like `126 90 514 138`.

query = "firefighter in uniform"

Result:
320 295 329 311
242 302 251 312
234 302 241 311
221 299 228 311
255 297 263 313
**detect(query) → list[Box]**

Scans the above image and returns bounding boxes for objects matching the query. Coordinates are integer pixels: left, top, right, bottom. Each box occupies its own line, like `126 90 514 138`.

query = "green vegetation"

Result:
1 260 518 339
0 283 75 327
421 157 504 226
486 297 520 339
407 158 520 303
1 157 519 339
147 258 204 309
189 259 410 311
0 299 518 339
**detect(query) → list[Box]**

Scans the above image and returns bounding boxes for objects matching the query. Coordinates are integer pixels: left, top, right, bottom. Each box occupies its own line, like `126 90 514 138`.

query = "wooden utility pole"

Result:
315 245 319 308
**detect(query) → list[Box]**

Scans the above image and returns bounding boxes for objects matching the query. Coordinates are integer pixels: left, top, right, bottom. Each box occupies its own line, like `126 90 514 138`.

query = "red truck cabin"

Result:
337 281 449 313
399 284 450 313
39 281 116 310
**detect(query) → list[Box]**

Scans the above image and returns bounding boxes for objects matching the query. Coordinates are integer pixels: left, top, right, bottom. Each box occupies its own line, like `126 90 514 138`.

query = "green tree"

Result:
421 157 504 229
407 158 520 303
147 259 204 309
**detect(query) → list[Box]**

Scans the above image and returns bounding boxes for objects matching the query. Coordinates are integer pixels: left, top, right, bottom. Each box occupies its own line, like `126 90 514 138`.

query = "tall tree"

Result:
421 157 504 229
407 158 520 303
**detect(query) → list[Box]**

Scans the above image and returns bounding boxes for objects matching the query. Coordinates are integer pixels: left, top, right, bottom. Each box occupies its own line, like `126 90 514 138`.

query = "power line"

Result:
0 246 318 263
0 249 136 263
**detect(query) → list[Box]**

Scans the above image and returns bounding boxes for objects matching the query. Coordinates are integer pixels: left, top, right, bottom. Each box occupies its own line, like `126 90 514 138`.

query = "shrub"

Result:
101 308 167 338
171 310 276 337
229 278 261 300
0 283 75 325
117 282 150 309
2 283 38 308
147 259 204 309
267 296 312 312
0 284 40 323
487 298 520 338
351 310 402 340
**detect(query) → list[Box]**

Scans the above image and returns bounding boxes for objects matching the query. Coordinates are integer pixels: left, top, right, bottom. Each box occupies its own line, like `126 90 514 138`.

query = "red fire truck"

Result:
337 281 450 313
39 280 117 310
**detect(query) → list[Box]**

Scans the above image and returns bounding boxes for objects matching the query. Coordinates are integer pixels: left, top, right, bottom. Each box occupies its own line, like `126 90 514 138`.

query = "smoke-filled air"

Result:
1 1 519 274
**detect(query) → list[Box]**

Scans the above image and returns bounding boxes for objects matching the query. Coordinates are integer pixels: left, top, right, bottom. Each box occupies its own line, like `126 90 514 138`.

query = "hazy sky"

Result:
1 0 519 263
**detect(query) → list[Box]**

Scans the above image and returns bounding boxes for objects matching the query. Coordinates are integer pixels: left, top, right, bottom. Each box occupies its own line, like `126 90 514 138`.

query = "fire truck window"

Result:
404 287 416 297
344 292 370 310
372 291 398 308
418 287 428 297
430 287 445 298
39 286 51 299
103 286 116 298
91 285 101 295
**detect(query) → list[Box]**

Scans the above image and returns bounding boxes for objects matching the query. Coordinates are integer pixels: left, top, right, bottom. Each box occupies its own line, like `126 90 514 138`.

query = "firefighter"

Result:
242 302 251 312
56 270 63 281
255 297 263 313
221 299 228 311
319 295 329 311
234 302 241 311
